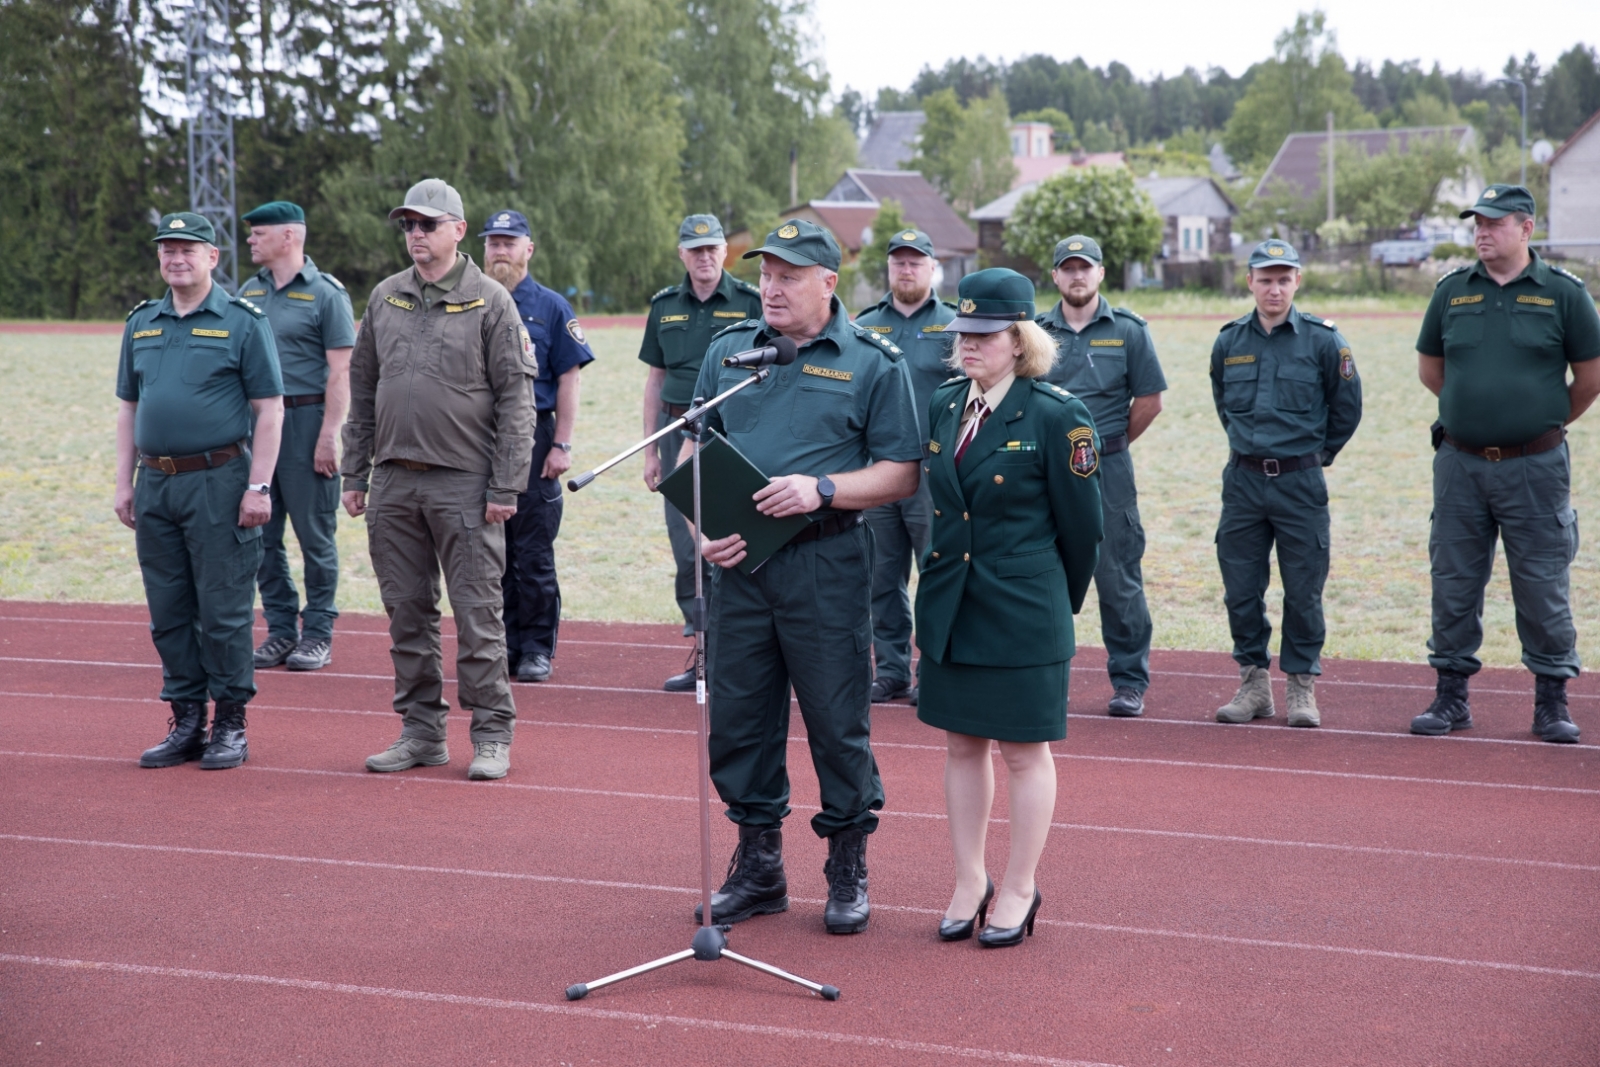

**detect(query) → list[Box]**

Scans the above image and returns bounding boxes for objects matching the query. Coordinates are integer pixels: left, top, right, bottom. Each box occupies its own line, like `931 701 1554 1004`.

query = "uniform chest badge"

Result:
1067 426 1098 478
1339 347 1356 380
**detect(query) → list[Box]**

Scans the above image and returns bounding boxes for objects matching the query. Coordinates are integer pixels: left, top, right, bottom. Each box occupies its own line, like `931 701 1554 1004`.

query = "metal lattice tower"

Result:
184 0 238 292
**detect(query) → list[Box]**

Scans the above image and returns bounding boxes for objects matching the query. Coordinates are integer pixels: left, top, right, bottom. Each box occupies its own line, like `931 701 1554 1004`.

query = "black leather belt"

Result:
284 393 325 408
139 442 243 474
663 403 689 419
1101 433 1129 455
787 511 863 546
1231 451 1322 476
1443 427 1564 461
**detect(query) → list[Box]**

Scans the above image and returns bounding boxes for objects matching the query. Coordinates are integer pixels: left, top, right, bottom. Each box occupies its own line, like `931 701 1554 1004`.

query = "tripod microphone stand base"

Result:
565 924 841 1001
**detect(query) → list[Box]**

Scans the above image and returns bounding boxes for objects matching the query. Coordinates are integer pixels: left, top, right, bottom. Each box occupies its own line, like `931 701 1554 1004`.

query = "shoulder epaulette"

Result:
734 279 761 296
323 274 347 292
125 298 155 321
1553 266 1588 289
1219 314 1250 333
933 376 969 396
850 321 903 360
650 285 678 303
1435 265 1470 288
711 319 758 342
1034 380 1074 403
941 299 959 310
1112 306 1147 325
232 295 267 318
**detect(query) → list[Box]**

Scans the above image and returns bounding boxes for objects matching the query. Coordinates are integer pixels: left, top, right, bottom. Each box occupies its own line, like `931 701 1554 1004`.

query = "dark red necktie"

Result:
953 396 990 466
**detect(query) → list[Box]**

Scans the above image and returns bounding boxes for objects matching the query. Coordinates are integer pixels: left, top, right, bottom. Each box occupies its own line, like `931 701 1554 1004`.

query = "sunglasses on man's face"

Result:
397 216 454 234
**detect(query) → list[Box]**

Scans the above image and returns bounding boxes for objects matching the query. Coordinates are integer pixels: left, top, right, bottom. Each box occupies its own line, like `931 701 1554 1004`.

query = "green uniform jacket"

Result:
914 377 1103 668
854 293 957 440
638 271 763 407
1036 297 1167 440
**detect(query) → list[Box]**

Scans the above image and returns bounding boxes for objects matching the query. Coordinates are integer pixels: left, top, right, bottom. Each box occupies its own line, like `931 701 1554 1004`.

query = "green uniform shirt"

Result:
116 284 283 456
1210 305 1362 460
854 292 958 439
1037 296 1167 440
1417 252 1600 447
237 255 356 396
694 298 923 480
638 271 763 407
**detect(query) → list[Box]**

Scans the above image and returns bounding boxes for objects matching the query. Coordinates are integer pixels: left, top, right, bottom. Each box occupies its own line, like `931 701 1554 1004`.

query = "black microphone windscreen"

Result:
771 336 799 365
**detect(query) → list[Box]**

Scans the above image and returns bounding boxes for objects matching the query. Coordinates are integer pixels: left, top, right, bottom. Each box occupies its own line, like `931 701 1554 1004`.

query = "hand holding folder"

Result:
657 432 813 575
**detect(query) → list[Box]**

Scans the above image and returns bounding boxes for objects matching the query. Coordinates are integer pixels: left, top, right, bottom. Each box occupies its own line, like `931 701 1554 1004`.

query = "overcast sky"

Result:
812 0 1599 100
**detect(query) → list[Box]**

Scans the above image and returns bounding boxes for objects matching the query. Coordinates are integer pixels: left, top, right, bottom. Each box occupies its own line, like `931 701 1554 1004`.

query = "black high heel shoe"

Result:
938 877 995 941
977 888 1042 948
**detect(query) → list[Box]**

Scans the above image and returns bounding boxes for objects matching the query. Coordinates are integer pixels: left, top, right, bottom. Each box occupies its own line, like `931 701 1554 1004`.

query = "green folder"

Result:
657 431 813 575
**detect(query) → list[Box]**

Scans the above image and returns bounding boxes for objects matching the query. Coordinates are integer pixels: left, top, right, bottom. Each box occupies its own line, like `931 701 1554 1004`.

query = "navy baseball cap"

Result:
478 209 532 238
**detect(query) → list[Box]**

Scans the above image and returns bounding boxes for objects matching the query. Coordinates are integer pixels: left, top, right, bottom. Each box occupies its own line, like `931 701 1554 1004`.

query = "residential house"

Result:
1255 125 1482 223
1548 108 1600 258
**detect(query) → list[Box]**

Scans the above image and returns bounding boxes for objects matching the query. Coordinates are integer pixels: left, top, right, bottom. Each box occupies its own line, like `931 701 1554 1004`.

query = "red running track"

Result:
1 600 1596 1066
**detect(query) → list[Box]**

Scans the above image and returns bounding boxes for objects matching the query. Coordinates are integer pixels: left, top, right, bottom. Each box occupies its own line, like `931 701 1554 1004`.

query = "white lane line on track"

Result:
2 761 1592 873
0 617 686 650
2 843 1595 982
0 680 1583 750
0 953 1124 1067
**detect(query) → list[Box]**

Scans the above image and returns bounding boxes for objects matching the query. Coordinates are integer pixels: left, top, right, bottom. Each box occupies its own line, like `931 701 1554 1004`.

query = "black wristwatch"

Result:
816 474 836 509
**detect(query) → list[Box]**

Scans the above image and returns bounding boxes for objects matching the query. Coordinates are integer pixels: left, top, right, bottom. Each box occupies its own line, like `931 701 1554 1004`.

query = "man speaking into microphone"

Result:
682 219 921 935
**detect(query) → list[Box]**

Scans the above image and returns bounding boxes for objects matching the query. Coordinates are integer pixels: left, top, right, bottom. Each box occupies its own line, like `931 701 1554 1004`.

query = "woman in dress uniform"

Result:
913 268 1102 947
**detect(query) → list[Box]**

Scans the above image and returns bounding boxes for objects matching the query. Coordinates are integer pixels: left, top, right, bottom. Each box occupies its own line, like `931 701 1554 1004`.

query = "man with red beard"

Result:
1037 235 1167 718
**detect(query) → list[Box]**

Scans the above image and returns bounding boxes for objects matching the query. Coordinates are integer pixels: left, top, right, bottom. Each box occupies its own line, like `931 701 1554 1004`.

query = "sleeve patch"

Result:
567 318 587 345
1067 426 1099 477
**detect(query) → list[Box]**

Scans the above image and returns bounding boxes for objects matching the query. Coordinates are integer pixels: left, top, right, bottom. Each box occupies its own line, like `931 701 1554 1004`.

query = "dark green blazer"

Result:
914 376 1103 668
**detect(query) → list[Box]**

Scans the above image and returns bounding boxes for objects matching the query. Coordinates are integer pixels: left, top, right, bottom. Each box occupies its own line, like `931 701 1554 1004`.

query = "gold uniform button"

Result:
962 511 969 520
934 509 941 516
963 552 970 561
993 475 1004 485
931 551 940 559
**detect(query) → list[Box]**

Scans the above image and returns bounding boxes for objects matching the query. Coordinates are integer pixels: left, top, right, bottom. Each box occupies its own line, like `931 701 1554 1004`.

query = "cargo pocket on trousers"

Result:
230 523 264 584
1559 507 1579 564
460 508 505 583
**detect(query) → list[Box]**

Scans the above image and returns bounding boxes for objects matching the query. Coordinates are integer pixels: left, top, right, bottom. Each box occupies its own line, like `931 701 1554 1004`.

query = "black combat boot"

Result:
139 701 209 768
694 825 788 924
1410 669 1473 735
822 828 870 934
201 701 249 769
1533 675 1581 744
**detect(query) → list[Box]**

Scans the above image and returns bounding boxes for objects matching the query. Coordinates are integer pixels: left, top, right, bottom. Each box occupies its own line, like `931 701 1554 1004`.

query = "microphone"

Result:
721 336 798 369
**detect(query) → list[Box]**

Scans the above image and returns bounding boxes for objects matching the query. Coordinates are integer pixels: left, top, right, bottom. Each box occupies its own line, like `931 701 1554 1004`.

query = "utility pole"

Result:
185 0 238 292
789 145 799 208
1326 111 1335 223
1494 76 1528 188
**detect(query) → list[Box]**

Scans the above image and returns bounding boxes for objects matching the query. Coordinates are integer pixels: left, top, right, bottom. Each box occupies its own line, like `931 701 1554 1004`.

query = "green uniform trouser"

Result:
865 471 932 686
257 402 340 642
134 453 262 704
365 463 516 744
1093 448 1153 692
1428 442 1580 679
1216 459 1330 676
706 522 885 838
657 407 710 634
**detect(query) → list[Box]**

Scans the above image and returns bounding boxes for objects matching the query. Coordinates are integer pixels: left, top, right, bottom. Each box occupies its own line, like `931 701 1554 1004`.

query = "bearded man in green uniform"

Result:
854 227 957 705
686 219 922 935
1412 184 1600 743
239 200 356 672
115 212 285 771
1037 235 1167 717
1210 240 1362 729
638 214 763 690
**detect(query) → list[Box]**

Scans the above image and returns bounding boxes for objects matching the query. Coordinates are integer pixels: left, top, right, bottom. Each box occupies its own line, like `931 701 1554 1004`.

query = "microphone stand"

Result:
563 365 840 1003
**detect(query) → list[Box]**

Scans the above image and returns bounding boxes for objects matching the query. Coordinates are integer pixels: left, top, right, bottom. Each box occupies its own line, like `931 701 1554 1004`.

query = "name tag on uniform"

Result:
712 311 746 319
921 324 946 333
1517 295 1555 306
191 328 229 338
132 329 162 340
444 298 486 313
1089 339 1124 347
865 326 892 333
659 314 689 323
1223 355 1255 365
239 289 268 297
1450 294 1484 306
999 441 1037 452
286 291 316 301
385 295 416 311
802 364 852 382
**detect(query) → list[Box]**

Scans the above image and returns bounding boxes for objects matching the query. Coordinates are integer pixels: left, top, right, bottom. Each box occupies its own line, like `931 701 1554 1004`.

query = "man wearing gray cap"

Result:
341 178 538 781
638 213 762 690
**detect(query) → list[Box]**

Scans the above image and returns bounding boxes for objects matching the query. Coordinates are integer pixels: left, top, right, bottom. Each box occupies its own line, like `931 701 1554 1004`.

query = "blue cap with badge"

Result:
478 209 532 238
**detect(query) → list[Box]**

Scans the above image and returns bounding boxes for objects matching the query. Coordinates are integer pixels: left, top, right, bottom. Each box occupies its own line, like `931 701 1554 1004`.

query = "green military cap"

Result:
152 211 217 244
742 218 842 271
388 177 464 220
1460 183 1536 220
1248 239 1301 269
886 227 935 257
241 201 305 226
1052 235 1103 266
947 267 1035 334
679 213 726 249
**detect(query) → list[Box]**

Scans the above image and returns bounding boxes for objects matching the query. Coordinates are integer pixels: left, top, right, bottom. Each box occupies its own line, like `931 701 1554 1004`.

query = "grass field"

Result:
4 296 1598 669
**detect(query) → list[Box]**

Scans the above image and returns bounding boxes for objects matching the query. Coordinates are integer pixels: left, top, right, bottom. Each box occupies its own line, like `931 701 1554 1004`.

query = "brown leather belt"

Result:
663 403 690 419
787 511 863 546
1101 433 1129 455
139 442 243 475
1443 427 1565 461
1231 451 1322 476
388 459 437 472
284 393 325 408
